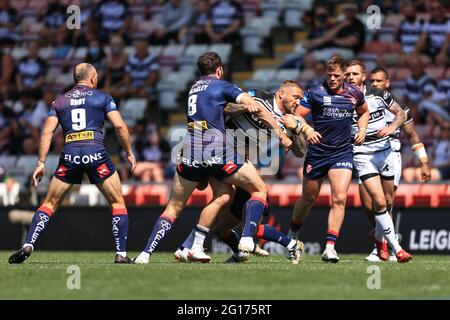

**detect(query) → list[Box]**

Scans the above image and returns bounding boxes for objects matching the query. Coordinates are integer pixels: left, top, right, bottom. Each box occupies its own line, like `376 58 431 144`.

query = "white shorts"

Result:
355 149 396 183
392 151 402 187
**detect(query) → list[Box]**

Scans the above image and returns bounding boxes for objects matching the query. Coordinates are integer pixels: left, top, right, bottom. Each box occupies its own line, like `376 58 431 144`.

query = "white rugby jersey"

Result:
385 102 413 152
352 86 393 154
225 89 285 161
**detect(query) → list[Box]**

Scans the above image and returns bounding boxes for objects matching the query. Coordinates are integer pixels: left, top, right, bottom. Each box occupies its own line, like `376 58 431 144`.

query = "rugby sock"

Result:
288 220 302 239
374 210 402 254
256 224 291 247
242 197 266 238
180 229 195 250
192 224 209 251
325 229 339 250
112 208 128 255
25 206 53 248
219 229 240 253
143 214 174 254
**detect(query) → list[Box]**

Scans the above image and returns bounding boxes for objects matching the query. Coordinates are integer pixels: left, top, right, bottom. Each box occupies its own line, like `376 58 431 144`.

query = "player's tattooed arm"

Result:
291 131 306 158
224 103 256 115
238 92 292 150
378 101 406 137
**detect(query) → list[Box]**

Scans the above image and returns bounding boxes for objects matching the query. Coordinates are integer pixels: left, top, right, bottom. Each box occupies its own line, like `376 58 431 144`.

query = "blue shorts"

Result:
303 151 353 180
176 162 242 182
54 145 116 184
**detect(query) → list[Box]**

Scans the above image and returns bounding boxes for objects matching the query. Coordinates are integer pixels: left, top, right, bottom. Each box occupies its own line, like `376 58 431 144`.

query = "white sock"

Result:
240 236 254 248
374 210 402 254
326 243 335 251
23 244 33 251
192 224 209 251
116 251 127 257
138 252 150 259
287 239 297 250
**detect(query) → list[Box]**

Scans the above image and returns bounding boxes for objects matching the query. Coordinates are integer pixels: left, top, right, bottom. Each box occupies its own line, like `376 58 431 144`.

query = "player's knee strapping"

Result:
25 206 54 247
112 208 128 252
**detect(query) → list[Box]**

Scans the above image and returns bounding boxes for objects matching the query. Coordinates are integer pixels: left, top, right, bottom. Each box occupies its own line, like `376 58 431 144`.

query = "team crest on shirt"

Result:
323 96 331 105
306 164 313 174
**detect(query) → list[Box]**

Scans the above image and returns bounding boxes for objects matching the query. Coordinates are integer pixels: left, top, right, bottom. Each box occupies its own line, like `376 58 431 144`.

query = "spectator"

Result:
205 0 243 44
0 48 14 98
30 90 55 136
103 35 128 99
149 0 193 45
72 0 94 47
90 0 131 45
85 39 106 71
15 41 47 100
403 125 450 181
397 1 424 54
52 29 72 60
179 0 210 44
404 54 438 122
21 137 37 155
303 3 365 64
39 0 68 46
132 124 166 183
0 0 19 45
416 0 450 65
305 60 326 90
124 40 159 98
0 96 14 154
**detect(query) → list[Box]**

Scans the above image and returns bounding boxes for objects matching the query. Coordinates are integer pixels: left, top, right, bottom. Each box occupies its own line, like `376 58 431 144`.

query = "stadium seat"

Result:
243 68 276 90
275 69 300 82
79 185 102 206
347 183 361 208
135 185 168 206
394 184 421 207
187 186 213 206
260 2 281 27
0 156 17 171
283 2 304 28
438 185 450 207
208 43 233 65
412 184 448 207
315 183 331 207
122 185 136 206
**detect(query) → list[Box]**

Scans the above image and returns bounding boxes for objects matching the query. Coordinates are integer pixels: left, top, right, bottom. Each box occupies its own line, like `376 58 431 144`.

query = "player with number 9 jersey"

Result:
50 83 118 184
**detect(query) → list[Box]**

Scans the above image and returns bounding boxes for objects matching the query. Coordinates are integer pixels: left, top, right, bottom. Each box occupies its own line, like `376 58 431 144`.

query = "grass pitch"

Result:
0 251 449 300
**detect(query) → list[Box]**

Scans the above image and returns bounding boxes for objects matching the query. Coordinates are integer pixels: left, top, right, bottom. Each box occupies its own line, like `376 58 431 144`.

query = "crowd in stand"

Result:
0 0 449 187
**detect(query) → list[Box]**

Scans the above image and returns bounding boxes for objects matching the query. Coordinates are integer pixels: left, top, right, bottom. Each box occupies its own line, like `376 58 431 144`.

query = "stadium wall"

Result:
1 207 450 254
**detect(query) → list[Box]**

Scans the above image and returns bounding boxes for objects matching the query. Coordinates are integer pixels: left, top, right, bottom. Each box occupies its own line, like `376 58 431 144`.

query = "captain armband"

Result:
412 143 428 163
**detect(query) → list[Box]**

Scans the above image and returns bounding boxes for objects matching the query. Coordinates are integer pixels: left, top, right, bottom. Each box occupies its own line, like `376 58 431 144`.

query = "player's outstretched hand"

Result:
127 152 137 173
307 130 322 144
354 130 366 145
32 165 45 187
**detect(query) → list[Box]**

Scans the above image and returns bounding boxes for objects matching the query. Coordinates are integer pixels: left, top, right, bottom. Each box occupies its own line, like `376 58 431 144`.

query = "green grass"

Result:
0 251 449 300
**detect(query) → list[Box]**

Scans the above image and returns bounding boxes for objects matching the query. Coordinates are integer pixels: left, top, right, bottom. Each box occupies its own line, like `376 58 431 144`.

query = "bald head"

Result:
73 63 96 84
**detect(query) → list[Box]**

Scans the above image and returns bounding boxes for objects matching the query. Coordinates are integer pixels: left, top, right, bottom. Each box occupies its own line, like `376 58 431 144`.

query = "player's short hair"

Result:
327 56 346 72
73 63 95 83
370 67 390 80
280 80 304 91
345 59 366 73
197 52 222 76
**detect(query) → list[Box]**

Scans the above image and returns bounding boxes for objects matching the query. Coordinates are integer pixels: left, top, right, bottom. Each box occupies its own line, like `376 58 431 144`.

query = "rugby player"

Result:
287 56 369 263
363 67 431 262
174 81 308 264
8 63 137 264
345 59 412 263
134 52 292 263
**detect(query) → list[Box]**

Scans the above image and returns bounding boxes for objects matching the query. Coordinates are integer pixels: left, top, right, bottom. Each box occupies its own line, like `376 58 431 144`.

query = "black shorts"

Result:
176 162 242 182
